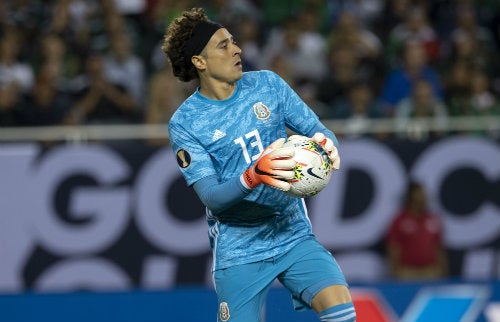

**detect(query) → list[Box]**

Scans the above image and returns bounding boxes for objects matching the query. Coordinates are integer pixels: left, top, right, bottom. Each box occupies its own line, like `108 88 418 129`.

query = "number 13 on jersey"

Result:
233 129 264 164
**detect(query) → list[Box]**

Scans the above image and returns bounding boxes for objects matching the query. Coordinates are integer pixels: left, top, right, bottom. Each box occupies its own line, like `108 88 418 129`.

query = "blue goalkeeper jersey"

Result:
168 70 324 270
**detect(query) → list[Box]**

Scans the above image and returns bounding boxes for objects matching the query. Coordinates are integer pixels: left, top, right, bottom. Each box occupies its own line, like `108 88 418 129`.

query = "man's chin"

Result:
229 72 243 83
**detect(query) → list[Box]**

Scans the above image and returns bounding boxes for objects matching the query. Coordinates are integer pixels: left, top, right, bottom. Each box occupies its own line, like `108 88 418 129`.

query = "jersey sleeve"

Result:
264 71 338 146
168 120 217 186
193 175 250 213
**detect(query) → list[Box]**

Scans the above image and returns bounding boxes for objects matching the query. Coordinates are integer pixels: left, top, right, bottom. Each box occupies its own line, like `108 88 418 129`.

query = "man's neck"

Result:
198 78 236 100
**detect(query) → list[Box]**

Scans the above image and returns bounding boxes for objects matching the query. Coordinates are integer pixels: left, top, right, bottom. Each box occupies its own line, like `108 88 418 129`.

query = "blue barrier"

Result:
1 280 499 322
0 288 218 322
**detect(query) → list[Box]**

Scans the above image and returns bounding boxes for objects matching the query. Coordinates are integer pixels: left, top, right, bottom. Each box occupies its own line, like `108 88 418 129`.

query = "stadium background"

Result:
1 0 500 321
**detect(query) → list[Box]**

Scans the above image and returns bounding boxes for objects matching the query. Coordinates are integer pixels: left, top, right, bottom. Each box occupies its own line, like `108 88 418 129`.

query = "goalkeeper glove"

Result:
241 138 296 191
312 132 340 170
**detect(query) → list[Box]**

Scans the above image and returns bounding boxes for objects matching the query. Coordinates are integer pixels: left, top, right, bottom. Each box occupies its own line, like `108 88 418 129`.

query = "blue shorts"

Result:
212 237 348 322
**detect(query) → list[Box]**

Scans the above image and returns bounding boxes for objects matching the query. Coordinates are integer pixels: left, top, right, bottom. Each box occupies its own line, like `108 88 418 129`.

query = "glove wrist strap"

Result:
241 168 258 189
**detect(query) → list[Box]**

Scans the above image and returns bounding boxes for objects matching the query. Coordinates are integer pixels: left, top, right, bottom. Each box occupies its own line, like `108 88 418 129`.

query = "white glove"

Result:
312 132 340 170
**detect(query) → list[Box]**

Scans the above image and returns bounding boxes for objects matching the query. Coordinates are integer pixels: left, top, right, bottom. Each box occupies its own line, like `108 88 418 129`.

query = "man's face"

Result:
201 28 243 83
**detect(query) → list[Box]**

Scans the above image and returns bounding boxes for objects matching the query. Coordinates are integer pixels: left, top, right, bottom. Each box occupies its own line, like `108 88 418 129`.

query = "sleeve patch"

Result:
176 149 191 168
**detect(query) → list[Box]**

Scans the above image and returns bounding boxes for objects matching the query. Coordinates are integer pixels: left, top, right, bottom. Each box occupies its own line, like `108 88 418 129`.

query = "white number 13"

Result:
233 129 264 164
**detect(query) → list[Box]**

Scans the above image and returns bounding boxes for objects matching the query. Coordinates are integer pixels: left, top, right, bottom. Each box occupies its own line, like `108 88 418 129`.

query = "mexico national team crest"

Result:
253 102 271 120
219 302 230 321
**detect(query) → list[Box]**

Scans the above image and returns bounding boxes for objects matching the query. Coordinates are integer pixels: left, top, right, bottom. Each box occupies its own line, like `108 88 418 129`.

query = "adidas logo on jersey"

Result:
212 129 226 142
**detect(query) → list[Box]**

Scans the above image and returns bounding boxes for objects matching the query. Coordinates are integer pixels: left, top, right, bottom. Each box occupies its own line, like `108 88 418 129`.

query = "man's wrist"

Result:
241 168 258 189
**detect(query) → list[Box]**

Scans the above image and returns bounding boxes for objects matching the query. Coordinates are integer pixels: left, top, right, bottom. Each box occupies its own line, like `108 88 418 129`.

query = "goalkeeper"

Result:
163 8 355 322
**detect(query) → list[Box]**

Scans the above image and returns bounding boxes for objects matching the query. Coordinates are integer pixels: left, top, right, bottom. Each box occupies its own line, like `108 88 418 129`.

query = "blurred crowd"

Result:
0 0 499 140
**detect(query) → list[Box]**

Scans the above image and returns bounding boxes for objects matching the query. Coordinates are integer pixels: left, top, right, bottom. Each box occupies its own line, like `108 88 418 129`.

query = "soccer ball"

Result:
282 135 333 198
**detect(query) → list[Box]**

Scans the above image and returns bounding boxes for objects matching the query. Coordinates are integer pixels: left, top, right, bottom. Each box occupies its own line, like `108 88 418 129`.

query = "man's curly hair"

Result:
162 8 209 82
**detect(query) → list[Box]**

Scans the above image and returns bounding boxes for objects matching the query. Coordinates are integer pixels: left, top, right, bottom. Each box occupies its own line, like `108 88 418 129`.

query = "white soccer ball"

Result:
282 135 333 198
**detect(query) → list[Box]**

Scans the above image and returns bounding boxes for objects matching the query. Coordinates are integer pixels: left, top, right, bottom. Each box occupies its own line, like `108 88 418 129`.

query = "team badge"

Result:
219 302 230 321
176 149 191 168
253 102 271 120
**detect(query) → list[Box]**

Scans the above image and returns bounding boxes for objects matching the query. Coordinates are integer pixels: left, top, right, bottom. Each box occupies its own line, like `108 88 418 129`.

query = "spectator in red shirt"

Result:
385 181 448 280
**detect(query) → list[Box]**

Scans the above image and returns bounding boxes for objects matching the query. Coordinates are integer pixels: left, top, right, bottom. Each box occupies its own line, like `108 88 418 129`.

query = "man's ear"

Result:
191 55 206 71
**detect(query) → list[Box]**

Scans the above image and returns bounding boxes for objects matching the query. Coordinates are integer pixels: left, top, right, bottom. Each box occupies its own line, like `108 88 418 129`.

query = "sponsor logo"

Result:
400 285 490 322
212 129 226 142
244 171 254 186
306 167 322 179
254 164 269 175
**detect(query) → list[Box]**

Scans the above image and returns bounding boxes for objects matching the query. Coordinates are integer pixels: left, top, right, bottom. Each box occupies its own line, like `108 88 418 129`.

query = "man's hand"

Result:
312 132 340 170
241 138 296 191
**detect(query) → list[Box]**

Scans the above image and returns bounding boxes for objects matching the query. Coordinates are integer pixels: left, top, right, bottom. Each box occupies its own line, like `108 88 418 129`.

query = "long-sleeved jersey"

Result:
168 70 336 270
